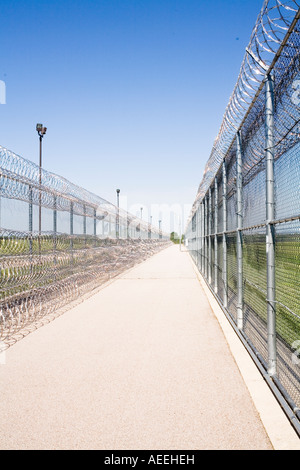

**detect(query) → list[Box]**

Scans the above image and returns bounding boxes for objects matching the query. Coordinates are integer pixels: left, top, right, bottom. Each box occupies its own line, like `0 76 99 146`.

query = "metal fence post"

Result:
265 73 277 377
0 177 2 229
29 185 33 259
199 204 202 270
214 177 218 294
194 208 197 266
201 201 205 274
196 205 199 269
198 203 201 270
53 196 57 238
94 209 97 246
199 202 202 272
204 196 208 279
70 201 74 263
222 161 228 308
208 187 212 284
53 195 57 276
236 131 244 330
83 204 87 246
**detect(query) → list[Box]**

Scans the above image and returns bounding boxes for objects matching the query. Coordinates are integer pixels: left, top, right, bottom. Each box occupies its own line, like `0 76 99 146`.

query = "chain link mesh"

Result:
0 146 170 343
186 0 300 431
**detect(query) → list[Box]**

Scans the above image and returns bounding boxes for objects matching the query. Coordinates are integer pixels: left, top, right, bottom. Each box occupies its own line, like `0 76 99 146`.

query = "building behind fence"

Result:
185 0 300 435
0 145 170 342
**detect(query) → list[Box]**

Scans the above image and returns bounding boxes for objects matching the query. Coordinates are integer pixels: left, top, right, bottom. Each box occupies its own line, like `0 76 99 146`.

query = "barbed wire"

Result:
0 146 171 342
185 0 300 429
187 0 300 226
0 145 165 234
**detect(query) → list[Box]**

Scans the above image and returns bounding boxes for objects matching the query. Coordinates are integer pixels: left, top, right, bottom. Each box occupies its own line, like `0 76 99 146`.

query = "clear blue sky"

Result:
0 0 264 232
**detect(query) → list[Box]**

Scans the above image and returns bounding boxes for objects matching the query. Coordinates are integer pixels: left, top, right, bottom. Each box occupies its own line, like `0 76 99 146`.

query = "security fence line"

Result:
186 1 300 436
0 146 170 343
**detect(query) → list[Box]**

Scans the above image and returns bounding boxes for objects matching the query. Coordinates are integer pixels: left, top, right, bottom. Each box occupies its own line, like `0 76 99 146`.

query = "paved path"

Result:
0 245 279 449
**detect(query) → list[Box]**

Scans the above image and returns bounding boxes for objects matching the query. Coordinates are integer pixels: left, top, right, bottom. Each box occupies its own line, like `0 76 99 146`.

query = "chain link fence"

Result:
186 0 300 435
0 146 170 343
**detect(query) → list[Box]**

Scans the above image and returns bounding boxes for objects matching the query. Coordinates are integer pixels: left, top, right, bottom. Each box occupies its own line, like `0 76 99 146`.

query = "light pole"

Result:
159 219 162 239
148 215 152 239
36 123 47 254
116 189 120 238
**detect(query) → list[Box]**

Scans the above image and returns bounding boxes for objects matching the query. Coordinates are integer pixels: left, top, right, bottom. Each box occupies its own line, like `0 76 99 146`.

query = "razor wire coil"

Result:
0 146 170 342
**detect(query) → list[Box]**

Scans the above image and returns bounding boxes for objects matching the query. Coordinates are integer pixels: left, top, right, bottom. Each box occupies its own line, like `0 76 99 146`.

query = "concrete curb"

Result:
188 255 300 450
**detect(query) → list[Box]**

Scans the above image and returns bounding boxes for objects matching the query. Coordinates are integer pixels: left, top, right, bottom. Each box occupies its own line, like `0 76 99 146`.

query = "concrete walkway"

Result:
0 245 298 449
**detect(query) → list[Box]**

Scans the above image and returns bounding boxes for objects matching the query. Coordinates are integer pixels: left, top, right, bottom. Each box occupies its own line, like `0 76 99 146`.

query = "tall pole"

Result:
197 205 200 268
236 131 244 330
222 161 228 308
93 208 98 247
36 124 47 255
204 196 208 278
83 204 87 247
53 195 57 278
208 187 212 285
265 73 277 377
53 196 57 241
201 201 204 272
38 134 42 255
29 185 33 273
70 201 74 264
39 135 42 230
214 177 218 294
